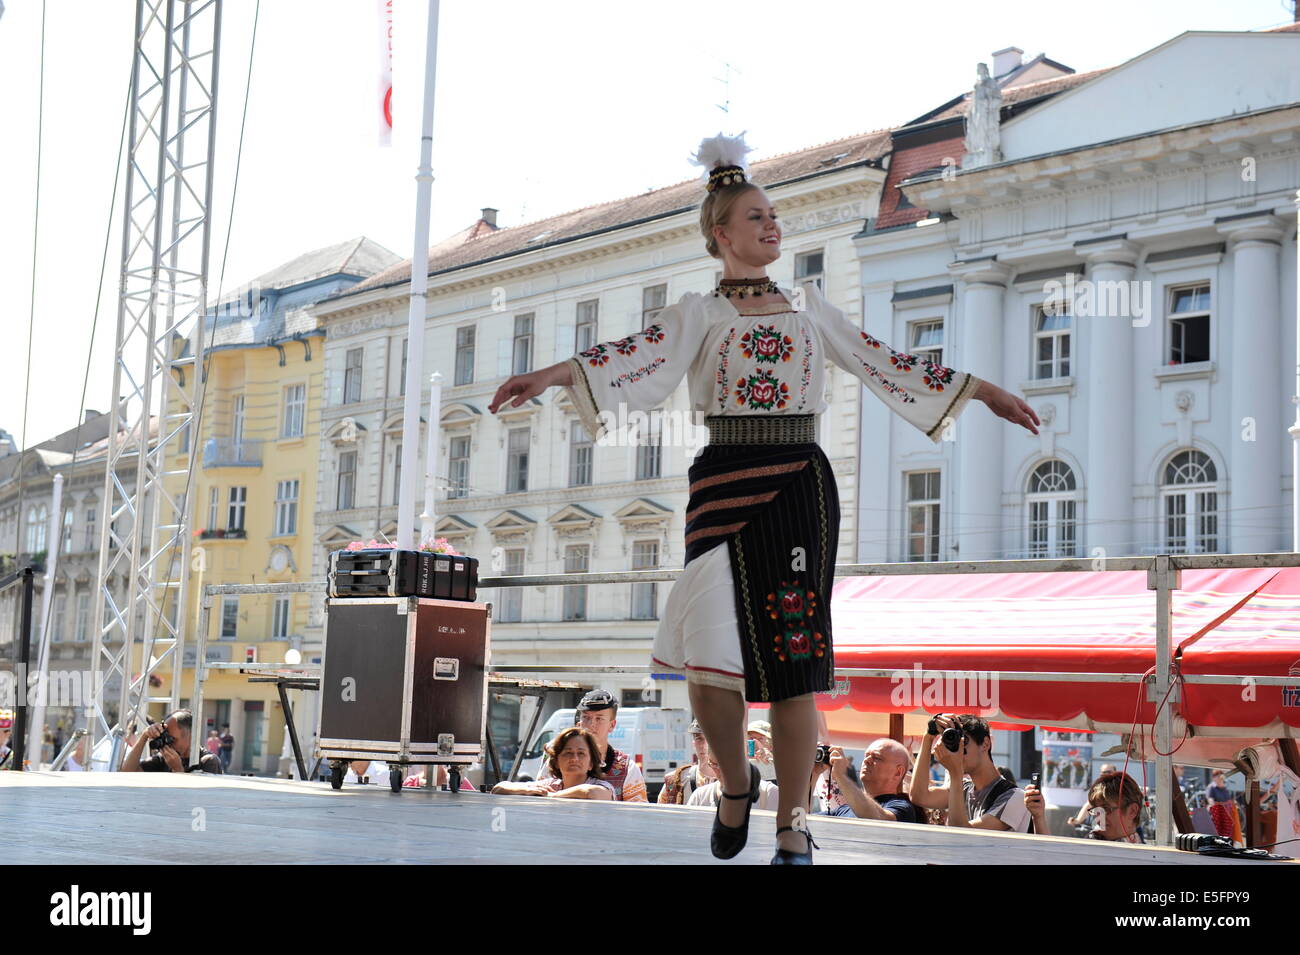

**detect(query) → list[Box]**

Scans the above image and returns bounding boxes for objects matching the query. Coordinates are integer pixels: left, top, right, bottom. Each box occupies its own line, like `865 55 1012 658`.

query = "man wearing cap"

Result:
541 690 648 802
747 720 777 782
658 719 716 804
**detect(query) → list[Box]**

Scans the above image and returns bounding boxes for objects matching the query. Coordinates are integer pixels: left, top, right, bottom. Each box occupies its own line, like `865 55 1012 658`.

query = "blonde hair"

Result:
699 181 762 259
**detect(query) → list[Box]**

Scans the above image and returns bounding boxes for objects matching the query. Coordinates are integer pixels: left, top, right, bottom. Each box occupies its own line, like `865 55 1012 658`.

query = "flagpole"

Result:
397 1 440 551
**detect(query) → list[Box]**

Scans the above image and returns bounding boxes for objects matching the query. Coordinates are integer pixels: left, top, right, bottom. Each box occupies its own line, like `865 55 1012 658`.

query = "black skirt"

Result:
683 442 840 703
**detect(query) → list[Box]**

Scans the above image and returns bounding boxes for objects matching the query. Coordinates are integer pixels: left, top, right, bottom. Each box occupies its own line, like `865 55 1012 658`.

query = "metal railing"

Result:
183 551 1300 848
202 437 262 468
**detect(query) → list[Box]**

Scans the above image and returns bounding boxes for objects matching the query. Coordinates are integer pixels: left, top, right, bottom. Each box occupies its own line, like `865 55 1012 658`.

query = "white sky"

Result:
0 0 1293 448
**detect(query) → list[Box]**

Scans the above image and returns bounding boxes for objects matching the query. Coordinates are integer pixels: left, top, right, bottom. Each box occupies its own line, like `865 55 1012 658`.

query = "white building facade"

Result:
854 29 1300 564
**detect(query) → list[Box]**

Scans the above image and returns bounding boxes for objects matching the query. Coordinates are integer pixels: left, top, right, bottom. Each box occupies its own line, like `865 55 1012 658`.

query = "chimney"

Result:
480 207 498 228
992 46 1023 79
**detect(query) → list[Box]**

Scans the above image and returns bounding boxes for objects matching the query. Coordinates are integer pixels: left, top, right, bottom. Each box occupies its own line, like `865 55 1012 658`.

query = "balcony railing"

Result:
202 437 262 468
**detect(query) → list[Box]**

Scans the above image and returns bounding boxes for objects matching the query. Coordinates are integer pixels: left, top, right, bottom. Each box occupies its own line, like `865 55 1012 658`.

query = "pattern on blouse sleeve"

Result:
810 285 982 442
563 295 709 442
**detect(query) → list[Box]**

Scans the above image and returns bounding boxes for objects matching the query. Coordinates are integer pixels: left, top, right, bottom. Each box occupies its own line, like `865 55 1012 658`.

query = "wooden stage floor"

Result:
0 771 1267 865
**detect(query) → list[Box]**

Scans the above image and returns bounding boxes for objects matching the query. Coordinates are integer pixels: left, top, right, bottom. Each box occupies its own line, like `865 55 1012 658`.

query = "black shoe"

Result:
771 825 819 865
711 763 761 860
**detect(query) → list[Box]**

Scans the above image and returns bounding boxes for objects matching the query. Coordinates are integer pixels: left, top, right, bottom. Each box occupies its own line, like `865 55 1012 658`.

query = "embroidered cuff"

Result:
925 373 982 443
563 357 607 443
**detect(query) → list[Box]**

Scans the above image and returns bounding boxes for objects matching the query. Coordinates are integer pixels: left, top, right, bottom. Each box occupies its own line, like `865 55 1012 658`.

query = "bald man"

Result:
826 739 921 823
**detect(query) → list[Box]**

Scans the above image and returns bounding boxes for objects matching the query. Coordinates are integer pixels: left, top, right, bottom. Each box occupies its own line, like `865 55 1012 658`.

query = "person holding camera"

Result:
815 740 921 823
121 709 223 774
909 714 1030 832
688 746 780 811
1028 770 1144 843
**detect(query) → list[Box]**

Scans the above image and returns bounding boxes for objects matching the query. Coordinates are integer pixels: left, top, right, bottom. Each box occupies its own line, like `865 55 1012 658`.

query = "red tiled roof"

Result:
343 129 893 296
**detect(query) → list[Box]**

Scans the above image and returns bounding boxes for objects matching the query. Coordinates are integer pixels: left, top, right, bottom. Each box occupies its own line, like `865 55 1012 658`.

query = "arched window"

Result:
1161 450 1218 554
1026 460 1078 557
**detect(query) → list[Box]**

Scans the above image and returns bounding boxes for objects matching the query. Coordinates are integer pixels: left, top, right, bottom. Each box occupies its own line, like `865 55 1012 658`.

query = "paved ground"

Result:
0 771 1264 865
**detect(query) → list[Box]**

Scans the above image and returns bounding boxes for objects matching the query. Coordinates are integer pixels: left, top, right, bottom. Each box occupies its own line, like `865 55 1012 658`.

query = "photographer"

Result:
910 714 1031 832
121 709 223 774
818 740 920 823
1030 770 1144 843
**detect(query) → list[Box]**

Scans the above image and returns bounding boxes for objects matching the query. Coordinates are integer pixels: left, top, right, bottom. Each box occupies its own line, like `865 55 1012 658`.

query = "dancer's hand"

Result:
488 363 571 414
975 380 1040 435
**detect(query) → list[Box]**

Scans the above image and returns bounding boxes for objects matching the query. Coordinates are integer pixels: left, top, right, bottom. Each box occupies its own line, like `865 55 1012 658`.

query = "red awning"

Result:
819 566 1300 733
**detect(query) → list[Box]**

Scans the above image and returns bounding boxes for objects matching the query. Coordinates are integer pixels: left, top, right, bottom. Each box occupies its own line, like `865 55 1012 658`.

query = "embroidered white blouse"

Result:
563 282 982 443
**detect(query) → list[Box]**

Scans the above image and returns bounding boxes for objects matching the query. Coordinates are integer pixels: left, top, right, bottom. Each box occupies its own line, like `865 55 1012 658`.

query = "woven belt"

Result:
705 414 817 446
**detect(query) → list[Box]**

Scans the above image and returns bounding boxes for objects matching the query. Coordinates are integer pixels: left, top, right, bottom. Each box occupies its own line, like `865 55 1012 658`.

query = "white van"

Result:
515 706 691 797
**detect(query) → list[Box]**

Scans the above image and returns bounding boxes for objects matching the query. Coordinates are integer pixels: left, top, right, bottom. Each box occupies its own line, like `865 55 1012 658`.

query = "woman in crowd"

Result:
491 726 614 800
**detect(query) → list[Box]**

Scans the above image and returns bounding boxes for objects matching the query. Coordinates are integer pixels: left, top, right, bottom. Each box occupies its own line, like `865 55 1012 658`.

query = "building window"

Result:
576 300 598 353
642 285 667 324
282 384 306 438
344 347 363 404
26 505 46 554
399 338 408 396
1033 303 1072 379
272 596 290 640
562 544 589 621
75 592 90 642
795 250 825 292
455 326 475 386
909 320 944 367
498 548 524 622
227 487 246 532
220 596 239 640
52 595 66 643
179 420 190 454
569 420 592 487
1026 460 1078 557
1162 450 1218 554
61 509 73 553
507 428 529 493
232 394 246 449
1168 284 1210 365
635 417 661 481
448 436 470 499
207 487 219 532
274 479 299 536
84 507 96 552
512 314 534 375
392 443 403 507
631 540 659 620
905 471 941 562
337 451 357 510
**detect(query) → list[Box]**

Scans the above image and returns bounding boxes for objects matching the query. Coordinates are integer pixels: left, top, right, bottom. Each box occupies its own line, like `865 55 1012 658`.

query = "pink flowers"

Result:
345 537 460 556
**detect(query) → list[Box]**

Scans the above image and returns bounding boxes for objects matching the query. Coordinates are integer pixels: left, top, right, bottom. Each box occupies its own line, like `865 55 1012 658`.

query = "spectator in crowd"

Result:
0 718 12 769
659 719 716 804
1029 770 1144 843
820 740 921 823
537 689 647 802
910 714 1031 832
219 723 234 771
747 720 777 782
1207 769 1233 804
121 710 223 774
344 759 390 786
205 730 222 757
491 727 614 799
688 746 779 811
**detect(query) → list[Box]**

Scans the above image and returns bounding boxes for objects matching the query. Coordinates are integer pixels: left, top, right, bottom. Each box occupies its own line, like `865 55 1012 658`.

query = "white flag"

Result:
378 0 393 146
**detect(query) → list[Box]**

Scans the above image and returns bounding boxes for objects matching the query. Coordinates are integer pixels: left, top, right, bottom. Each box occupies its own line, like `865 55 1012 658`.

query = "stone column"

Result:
1218 214 1285 554
1079 238 1140 556
949 259 1011 560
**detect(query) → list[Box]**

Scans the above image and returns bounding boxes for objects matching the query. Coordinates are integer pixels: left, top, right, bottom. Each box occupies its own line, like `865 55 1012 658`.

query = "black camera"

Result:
815 743 833 765
926 716 964 752
146 719 175 751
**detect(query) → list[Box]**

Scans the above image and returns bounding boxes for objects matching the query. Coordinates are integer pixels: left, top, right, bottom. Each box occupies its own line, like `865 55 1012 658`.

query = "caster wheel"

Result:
329 764 343 790
390 768 403 793
449 767 461 793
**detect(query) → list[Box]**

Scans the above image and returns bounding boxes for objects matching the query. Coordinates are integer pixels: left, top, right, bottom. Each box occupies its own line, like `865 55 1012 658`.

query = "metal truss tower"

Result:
85 0 222 763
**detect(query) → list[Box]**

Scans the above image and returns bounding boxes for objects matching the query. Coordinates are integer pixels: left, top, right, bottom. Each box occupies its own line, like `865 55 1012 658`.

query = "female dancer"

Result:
490 133 1039 862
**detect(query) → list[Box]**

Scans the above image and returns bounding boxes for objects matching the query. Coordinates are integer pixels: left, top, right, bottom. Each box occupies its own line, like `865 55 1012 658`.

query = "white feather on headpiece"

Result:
689 131 753 183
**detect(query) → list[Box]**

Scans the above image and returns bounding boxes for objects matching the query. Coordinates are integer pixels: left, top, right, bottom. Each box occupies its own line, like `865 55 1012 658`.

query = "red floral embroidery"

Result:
921 360 957 391
612 335 638 356
611 357 666 389
860 331 883 349
581 343 610 367
734 369 789 411
740 324 795 364
766 580 825 663
642 324 665 345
